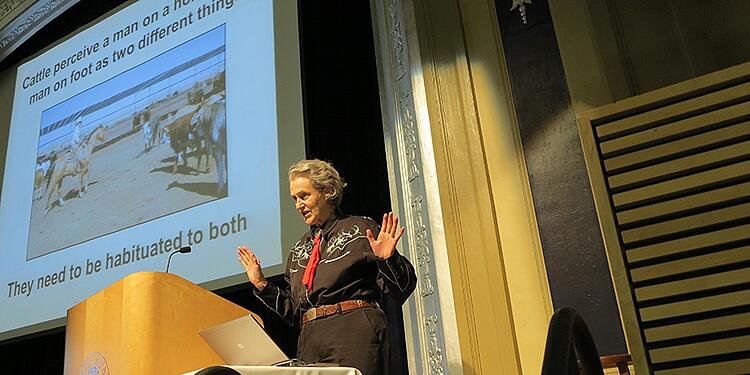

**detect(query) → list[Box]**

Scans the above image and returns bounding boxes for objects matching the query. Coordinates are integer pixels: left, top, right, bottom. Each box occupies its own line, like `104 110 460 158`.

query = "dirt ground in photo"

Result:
27 119 225 259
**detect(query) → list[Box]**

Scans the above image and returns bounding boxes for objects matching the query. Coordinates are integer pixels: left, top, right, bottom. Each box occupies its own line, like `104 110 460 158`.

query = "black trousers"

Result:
297 306 390 375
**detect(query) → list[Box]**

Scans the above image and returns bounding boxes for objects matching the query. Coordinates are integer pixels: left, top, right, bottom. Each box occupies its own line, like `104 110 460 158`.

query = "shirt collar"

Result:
310 210 341 237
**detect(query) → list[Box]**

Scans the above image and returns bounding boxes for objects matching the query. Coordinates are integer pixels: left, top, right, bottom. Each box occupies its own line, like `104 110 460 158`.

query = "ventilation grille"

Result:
579 63 750 374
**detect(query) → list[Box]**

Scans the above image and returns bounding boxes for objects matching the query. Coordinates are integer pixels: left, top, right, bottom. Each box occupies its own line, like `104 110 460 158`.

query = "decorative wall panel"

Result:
578 61 750 374
0 0 80 63
370 0 456 373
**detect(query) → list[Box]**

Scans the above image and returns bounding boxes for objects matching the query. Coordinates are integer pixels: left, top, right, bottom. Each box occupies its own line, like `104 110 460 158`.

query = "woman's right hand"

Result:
237 245 268 290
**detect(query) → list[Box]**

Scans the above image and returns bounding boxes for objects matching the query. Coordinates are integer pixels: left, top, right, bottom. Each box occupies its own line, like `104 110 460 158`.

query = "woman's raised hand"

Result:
366 212 406 260
237 245 268 290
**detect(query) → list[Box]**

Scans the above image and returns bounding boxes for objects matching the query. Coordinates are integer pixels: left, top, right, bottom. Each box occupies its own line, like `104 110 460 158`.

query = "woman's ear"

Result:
323 186 336 201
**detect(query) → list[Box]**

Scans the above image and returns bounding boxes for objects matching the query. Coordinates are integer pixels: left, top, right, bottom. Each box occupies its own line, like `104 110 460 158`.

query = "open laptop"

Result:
198 314 290 366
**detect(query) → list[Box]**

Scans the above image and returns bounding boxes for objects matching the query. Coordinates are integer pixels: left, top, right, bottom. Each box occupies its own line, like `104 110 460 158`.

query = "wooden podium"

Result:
63 272 259 374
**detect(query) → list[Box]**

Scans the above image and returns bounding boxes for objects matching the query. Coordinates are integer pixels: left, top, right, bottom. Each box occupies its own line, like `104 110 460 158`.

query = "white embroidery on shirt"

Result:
290 238 314 270
323 251 351 264
323 225 365 263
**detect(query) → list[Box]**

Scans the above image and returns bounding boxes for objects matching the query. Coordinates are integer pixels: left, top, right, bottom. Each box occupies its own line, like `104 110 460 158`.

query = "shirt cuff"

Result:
253 282 275 298
377 252 401 271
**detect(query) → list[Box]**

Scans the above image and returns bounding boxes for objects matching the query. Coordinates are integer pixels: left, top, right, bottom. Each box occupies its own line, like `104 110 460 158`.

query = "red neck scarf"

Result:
301 233 321 292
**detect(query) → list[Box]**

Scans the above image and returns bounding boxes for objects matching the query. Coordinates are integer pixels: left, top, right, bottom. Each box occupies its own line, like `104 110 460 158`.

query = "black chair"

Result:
194 366 242 375
541 308 605 375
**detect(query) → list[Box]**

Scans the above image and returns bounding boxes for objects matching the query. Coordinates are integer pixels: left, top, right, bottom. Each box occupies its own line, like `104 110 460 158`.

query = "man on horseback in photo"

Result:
70 116 83 148
45 123 107 215
69 116 84 172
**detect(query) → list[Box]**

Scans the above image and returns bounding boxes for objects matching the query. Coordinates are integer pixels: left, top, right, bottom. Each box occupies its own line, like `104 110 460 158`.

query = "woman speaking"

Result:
237 159 416 375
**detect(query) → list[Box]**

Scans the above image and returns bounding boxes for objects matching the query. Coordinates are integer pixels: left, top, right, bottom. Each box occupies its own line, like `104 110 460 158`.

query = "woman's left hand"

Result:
367 212 406 260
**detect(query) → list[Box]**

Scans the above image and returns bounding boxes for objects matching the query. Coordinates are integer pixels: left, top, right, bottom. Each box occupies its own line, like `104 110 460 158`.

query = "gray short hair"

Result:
288 159 347 207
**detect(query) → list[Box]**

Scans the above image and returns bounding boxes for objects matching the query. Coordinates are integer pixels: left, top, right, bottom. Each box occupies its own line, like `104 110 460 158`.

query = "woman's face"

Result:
289 175 334 226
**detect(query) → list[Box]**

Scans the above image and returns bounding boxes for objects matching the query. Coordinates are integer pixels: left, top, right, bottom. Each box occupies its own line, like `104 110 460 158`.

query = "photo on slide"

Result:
27 25 228 260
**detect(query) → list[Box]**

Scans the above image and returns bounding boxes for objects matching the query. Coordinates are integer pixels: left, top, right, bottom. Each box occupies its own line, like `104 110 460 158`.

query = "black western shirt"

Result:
254 214 417 325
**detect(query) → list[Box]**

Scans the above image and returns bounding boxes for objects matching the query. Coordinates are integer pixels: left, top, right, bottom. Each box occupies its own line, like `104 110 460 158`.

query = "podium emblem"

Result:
80 351 109 375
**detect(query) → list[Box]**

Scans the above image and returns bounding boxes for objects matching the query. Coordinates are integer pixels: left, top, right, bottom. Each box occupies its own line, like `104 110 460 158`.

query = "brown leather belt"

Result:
302 299 376 325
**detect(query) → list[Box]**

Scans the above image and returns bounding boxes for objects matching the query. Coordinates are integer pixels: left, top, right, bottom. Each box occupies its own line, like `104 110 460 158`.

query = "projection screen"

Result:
0 0 305 339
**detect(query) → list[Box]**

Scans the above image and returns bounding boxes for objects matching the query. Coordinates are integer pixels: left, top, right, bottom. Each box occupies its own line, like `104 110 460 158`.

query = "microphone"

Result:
165 246 192 273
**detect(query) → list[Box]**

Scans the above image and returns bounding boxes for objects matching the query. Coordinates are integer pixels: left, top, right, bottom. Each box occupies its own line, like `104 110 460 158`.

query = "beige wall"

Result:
551 0 750 110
